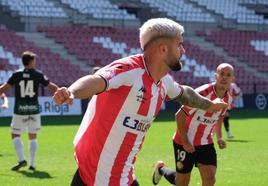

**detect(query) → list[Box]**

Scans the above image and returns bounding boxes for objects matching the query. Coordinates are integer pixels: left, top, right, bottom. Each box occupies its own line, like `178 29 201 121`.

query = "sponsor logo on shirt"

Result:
197 115 217 125
123 116 151 133
18 105 39 112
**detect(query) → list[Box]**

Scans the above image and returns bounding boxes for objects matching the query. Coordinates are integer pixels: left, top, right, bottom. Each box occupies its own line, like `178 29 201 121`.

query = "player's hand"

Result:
53 87 74 105
183 142 195 153
217 138 226 149
207 98 228 112
1 104 8 109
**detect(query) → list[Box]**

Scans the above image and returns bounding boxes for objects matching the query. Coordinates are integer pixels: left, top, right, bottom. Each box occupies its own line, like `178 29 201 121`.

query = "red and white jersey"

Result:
229 82 241 97
74 54 183 186
173 83 233 146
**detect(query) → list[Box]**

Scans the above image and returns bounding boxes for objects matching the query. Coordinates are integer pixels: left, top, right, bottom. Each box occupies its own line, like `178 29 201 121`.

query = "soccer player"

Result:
0 51 58 171
0 93 8 109
223 82 243 138
53 18 227 186
152 63 235 186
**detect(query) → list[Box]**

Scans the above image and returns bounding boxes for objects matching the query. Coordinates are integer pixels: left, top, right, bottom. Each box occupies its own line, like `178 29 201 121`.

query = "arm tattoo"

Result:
175 85 212 110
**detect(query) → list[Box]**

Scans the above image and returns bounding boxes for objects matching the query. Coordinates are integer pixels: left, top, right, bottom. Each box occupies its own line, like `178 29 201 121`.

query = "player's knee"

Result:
203 175 216 185
175 175 190 186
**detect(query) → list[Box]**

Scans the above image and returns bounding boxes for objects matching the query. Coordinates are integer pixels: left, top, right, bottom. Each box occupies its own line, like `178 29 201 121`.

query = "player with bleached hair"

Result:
53 18 227 186
152 63 235 186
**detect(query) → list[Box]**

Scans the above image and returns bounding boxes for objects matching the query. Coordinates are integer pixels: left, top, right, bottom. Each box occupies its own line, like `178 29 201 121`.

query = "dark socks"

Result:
160 166 176 185
223 116 230 132
131 179 139 186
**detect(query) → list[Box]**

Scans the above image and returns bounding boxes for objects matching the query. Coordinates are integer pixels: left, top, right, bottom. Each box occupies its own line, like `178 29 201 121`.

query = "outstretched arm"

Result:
174 85 227 112
53 75 106 105
0 83 12 95
47 82 59 93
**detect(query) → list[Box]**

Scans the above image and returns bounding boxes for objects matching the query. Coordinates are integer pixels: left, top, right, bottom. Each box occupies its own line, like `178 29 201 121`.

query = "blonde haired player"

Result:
53 18 227 186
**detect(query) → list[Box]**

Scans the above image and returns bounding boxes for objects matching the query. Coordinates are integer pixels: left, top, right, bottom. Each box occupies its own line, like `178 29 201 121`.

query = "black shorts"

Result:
173 141 217 173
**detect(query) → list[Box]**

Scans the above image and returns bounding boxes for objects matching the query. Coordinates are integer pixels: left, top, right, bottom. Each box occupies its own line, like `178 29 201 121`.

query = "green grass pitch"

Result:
0 109 267 186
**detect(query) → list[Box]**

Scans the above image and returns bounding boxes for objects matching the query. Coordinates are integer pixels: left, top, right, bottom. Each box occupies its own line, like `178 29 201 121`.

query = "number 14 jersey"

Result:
7 68 50 115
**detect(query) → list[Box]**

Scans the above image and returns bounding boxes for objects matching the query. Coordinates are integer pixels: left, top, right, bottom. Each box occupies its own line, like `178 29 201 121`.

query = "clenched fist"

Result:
53 87 74 105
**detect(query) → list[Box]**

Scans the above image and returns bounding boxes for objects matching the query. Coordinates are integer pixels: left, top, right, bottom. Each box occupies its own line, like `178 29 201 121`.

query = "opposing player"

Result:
0 51 58 171
0 93 8 109
53 18 227 186
152 63 235 186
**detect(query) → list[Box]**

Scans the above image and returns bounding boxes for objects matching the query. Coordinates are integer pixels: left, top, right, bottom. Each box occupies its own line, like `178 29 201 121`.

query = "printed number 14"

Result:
19 80 35 98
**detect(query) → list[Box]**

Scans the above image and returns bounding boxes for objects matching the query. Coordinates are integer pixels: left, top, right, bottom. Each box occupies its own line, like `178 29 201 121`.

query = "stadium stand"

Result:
0 0 268 95
0 0 67 17
140 0 215 23
38 26 141 66
0 27 86 90
61 0 137 20
189 0 267 24
38 26 267 94
198 30 268 73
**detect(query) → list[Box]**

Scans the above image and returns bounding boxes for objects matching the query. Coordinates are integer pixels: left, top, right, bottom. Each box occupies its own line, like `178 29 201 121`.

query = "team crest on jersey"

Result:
176 161 184 170
136 86 149 103
104 69 116 79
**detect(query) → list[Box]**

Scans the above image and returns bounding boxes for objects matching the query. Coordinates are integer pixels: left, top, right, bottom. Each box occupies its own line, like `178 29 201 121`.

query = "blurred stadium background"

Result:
0 0 267 115
0 0 268 185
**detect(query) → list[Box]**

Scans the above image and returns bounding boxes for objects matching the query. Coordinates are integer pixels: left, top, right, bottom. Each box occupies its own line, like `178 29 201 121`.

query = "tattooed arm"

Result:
174 85 227 112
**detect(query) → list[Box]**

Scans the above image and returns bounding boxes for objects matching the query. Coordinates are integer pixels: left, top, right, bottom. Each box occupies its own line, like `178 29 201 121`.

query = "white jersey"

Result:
73 54 183 186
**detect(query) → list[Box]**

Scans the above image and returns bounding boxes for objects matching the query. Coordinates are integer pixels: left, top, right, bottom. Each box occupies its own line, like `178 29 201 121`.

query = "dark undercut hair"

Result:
22 51 36 66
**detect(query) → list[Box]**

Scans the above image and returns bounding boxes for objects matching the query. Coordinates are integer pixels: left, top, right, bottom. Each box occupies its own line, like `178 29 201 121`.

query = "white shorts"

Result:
11 114 41 135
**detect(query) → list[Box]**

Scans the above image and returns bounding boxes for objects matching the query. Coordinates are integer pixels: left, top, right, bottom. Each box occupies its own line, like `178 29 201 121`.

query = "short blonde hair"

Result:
139 18 184 50
216 63 234 74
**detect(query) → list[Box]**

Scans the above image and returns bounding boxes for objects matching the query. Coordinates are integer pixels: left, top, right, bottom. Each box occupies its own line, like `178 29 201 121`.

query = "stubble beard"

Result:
170 60 182 71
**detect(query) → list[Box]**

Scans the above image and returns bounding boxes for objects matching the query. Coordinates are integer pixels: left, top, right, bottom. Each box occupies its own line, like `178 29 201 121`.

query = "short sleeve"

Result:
162 74 184 100
96 61 142 91
39 73 50 86
7 73 17 85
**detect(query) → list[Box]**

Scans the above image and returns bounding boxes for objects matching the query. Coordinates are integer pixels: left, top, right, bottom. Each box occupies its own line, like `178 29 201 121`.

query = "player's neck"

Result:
143 55 168 83
214 84 227 98
24 65 35 69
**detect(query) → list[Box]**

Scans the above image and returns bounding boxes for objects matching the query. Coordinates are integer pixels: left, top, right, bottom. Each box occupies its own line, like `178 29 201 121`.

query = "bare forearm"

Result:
176 110 189 144
0 83 11 95
176 85 212 110
48 82 59 93
214 118 223 140
68 75 106 99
